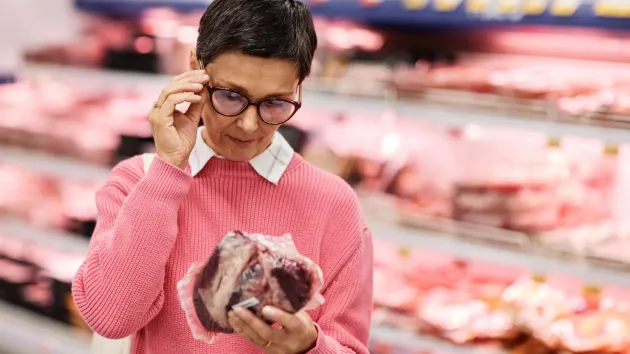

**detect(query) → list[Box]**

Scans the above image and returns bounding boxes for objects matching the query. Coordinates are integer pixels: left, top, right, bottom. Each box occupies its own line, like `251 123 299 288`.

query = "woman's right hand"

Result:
149 69 210 170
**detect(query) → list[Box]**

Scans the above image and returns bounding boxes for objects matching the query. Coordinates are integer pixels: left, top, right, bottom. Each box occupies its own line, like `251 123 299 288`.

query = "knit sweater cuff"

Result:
307 323 336 354
137 155 193 203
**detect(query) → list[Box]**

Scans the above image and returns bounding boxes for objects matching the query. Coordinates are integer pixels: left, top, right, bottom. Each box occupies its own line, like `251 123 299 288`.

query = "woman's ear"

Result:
189 48 200 70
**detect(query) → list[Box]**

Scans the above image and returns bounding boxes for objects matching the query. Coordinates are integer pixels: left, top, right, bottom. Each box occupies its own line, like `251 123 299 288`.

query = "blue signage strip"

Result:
74 0 630 30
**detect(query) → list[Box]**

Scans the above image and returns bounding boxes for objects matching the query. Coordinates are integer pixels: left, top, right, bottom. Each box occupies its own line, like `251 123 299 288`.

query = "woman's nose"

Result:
237 105 259 133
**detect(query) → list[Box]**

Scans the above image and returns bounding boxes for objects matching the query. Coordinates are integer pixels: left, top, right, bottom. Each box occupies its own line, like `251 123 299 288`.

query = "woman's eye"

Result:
226 92 241 100
268 100 286 109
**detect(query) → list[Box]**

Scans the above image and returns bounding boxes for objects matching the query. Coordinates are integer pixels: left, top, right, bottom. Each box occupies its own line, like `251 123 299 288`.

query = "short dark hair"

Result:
197 0 317 83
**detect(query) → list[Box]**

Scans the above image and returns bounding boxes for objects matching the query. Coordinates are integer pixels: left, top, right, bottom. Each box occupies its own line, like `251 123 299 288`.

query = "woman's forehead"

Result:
207 52 299 98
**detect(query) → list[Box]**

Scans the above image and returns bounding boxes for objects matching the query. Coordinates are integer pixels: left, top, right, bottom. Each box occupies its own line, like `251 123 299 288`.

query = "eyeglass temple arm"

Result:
297 84 303 104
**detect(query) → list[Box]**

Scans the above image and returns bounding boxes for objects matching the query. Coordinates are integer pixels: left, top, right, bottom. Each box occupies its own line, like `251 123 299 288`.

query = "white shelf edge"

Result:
368 220 630 287
0 146 110 182
370 325 506 354
0 301 91 354
0 216 89 255
23 64 630 145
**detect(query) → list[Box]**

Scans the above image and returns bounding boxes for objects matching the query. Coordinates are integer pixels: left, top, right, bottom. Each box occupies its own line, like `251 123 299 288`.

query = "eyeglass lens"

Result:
210 89 297 124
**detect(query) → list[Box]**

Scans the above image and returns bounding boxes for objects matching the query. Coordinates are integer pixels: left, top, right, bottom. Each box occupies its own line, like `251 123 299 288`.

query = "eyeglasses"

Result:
199 60 302 125
206 85 302 125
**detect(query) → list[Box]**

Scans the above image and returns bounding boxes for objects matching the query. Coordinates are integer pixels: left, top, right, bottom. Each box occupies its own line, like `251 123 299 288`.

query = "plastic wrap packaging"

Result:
533 287 630 353
417 286 517 344
177 231 324 344
502 275 573 333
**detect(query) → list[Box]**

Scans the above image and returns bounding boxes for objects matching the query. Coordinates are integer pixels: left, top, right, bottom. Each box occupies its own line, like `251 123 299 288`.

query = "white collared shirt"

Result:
188 127 294 185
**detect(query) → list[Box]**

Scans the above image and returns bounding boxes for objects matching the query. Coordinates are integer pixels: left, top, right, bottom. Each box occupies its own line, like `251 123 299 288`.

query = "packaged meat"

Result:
373 267 419 312
502 275 573 332
177 231 324 343
533 286 630 353
416 286 517 343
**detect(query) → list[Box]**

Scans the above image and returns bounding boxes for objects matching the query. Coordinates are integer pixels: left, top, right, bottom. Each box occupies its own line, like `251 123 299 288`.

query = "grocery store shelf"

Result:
310 91 630 146
24 64 167 92
22 64 630 145
0 216 89 256
368 220 630 287
0 146 110 183
0 301 90 354
370 325 506 353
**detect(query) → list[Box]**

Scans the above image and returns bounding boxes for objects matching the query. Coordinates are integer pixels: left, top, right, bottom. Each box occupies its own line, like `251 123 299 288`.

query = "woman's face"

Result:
191 51 300 161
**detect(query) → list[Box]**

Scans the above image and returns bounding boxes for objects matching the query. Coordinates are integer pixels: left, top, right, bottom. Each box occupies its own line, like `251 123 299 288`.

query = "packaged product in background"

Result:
451 127 563 232
386 125 459 218
502 275 574 332
533 286 630 353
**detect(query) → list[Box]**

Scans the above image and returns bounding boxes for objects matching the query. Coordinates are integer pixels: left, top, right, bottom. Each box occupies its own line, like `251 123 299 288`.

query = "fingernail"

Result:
197 69 206 73
233 307 245 315
191 83 203 89
262 307 275 317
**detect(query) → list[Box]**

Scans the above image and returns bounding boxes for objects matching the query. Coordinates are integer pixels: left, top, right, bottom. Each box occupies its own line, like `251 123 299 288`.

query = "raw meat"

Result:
417 287 517 343
177 231 324 343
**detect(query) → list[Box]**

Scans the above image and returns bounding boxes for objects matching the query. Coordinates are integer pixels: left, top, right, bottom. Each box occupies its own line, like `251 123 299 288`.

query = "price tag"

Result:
435 0 462 11
531 273 547 283
467 0 489 13
522 0 548 13
398 246 411 257
605 144 619 155
403 0 430 9
550 0 580 16
547 137 561 148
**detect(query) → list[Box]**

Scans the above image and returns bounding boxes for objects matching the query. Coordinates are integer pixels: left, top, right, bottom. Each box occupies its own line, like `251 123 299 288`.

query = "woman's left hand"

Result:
228 306 318 354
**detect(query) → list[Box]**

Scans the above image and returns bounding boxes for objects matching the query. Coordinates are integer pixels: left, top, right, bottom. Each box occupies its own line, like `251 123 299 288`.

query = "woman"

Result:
72 0 373 353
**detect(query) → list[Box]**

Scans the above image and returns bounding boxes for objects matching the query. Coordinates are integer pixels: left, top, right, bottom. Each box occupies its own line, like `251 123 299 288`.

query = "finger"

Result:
229 311 269 348
232 307 275 340
186 81 208 122
156 78 207 107
170 69 207 83
152 93 201 124
262 307 304 333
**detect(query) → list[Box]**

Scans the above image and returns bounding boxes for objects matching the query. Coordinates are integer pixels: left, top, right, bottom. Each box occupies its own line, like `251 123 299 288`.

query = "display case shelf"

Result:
22 64 630 145
371 324 508 353
0 302 90 354
368 219 630 287
0 146 110 183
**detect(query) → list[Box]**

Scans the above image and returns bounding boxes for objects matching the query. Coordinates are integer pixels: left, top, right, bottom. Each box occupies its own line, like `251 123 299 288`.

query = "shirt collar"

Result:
189 127 294 185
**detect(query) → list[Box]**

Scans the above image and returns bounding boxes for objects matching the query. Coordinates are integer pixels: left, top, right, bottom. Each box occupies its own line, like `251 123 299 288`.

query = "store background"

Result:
2 0 630 353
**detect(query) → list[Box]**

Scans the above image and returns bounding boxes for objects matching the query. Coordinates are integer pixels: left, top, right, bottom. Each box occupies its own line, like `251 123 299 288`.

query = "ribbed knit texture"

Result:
72 154 373 354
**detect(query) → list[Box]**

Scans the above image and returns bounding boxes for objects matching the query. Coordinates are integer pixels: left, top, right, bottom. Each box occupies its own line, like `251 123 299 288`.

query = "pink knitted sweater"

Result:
72 154 373 353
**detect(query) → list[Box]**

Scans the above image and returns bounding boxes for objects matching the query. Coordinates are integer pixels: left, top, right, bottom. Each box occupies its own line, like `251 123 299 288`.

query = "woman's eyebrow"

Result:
213 79 296 99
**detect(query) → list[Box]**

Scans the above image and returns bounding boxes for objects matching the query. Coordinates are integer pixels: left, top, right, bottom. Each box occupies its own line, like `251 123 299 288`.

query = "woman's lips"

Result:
228 136 256 147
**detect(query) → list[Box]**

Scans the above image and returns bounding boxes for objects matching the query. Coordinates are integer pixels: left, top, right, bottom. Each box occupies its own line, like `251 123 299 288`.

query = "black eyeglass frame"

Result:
198 59 302 126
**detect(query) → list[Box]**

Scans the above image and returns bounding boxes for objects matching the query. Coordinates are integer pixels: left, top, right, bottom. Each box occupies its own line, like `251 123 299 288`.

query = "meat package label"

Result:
232 297 261 309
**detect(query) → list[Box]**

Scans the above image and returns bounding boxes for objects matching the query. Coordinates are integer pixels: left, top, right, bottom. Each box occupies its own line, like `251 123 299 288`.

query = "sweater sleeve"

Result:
308 186 374 354
72 155 193 339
